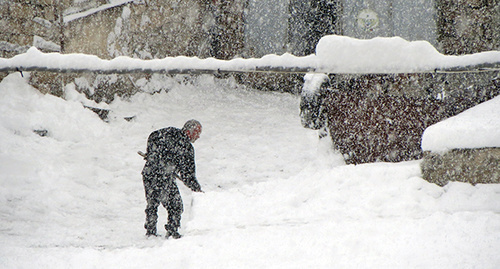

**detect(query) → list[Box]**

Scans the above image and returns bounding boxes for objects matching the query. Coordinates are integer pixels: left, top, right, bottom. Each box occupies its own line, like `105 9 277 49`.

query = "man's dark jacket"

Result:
142 127 201 191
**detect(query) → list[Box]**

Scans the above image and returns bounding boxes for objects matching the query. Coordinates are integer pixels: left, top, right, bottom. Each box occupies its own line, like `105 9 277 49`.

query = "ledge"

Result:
421 148 500 186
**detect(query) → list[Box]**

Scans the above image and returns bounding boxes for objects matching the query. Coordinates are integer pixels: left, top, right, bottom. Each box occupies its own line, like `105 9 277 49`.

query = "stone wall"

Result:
1 1 216 102
322 71 500 165
0 0 63 82
421 148 500 186
436 0 500 55
2 1 500 101
62 0 245 60
64 4 123 59
0 0 62 57
61 0 210 103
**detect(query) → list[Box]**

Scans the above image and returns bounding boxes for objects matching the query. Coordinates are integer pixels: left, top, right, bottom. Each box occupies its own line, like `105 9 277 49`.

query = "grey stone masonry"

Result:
0 0 62 58
422 148 500 186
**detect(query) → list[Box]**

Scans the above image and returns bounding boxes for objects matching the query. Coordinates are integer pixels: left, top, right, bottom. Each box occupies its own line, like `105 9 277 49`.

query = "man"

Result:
141 120 203 238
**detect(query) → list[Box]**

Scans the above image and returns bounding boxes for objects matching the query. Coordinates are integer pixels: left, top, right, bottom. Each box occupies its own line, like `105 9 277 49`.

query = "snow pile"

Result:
422 95 500 153
0 73 107 141
315 35 500 73
301 73 328 96
1 73 499 268
1 35 499 74
316 35 443 73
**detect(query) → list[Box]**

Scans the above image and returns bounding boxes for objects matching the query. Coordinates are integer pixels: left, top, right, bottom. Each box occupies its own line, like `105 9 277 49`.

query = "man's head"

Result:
182 119 202 143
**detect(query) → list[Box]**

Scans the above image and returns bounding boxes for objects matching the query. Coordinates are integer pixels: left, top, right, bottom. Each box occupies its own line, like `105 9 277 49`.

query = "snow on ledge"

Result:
64 0 134 23
0 47 316 74
315 35 500 73
421 96 500 153
0 35 499 74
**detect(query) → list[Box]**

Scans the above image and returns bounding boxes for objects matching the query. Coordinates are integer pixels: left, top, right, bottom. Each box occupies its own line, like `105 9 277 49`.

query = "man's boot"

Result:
165 224 182 239
145 223 157 237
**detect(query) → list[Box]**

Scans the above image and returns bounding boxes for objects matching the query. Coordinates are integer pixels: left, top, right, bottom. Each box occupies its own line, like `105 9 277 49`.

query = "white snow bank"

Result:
0 73 107 142
422 95 500 153
1 35 499 74
315 35 500 73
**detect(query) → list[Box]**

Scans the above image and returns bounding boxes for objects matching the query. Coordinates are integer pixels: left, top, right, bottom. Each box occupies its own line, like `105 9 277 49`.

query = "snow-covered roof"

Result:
421 96 500 153
64 0 134 23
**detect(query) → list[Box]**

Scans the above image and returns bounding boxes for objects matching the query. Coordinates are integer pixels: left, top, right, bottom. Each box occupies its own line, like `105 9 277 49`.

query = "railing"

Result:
1 48 499 75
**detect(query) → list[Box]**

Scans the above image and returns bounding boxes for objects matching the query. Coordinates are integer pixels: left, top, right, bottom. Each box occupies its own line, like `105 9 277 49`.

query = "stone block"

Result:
36 0 56 6
421 148 500 186
9 3 36 19
38 5 57 21
0 4 8 17
7 33 33 47
29 72 64 96
2 17 30 35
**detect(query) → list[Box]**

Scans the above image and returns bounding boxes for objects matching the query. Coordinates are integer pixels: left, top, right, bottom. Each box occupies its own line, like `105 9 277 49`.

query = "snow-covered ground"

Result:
1 73 499 268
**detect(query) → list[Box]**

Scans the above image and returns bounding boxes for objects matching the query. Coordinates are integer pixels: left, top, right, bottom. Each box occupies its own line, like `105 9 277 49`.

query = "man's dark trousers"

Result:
143 173 183 235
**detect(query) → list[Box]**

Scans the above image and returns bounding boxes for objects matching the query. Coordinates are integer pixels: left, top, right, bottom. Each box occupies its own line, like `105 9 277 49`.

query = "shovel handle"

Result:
137 151 147 159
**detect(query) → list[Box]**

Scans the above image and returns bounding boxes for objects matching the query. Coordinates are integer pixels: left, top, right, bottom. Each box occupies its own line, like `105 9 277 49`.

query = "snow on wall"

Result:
64 0 134 24
421 95 500 153
1 35 499 74
33 36 61 52
302 73 328 96
315 35 500 73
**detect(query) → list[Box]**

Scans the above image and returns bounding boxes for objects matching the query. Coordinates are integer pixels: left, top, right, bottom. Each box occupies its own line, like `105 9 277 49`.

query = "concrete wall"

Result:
244 0 289 57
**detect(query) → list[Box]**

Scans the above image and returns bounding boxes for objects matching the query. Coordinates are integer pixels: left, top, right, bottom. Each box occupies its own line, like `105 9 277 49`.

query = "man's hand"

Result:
192 186 204 193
